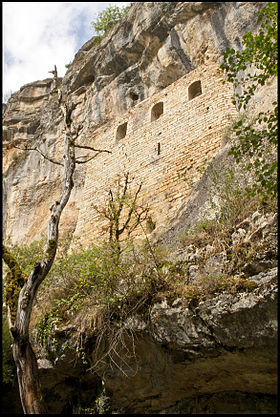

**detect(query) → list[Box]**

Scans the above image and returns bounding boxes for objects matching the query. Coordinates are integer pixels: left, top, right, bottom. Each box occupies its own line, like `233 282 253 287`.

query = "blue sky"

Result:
2 2 130 101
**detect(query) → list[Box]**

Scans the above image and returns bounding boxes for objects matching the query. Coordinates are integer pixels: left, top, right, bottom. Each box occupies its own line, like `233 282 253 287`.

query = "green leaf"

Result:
220 2 278 200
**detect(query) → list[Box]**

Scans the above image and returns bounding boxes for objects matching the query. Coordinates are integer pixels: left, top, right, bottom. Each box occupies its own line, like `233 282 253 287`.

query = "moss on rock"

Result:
3 245 28 323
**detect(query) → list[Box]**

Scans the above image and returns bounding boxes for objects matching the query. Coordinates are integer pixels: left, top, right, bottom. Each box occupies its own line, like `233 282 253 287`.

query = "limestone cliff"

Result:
2 1 268 246
2 2 277 415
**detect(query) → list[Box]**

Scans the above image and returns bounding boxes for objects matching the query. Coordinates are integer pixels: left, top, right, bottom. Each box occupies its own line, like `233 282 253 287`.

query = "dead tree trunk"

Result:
12 336 47 413
3 120 76 413
3 66 111 413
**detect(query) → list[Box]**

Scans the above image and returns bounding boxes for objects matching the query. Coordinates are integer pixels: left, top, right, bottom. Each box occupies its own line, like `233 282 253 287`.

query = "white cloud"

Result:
3 2 131 100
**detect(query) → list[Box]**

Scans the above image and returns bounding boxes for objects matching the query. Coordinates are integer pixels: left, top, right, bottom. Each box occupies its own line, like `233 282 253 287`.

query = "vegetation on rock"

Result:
92 172 149 264
91 4 130 45
220 2 278 200
2 245 28 324
4 158 275 375
2 314 16 384
2 67 111 414
2 2 277 414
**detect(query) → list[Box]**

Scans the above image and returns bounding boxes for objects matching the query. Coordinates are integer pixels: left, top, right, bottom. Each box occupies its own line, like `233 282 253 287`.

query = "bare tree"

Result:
92 172 149 263
2 67 111 414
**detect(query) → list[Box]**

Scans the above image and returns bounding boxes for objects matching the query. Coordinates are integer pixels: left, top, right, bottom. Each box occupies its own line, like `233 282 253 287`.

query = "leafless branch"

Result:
76 152 108 164
74 143 112 154
119 182 144 236
12 144 63 166
12 142 111 166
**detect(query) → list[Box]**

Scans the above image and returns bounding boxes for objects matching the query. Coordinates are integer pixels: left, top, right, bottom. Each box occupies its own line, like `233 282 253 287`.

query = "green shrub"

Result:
3 237 46 277
220 2 278 200
2 314 16 384
91 5 130 38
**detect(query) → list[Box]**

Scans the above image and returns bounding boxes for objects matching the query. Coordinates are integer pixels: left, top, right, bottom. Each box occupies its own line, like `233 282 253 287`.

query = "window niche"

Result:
188 80 202 101
116 122 128 141
151 102 164 121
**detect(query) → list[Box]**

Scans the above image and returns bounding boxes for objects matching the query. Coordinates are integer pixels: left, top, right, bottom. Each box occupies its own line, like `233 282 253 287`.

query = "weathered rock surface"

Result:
4 265 277 414
62 2 264 110
2 2 277 415
2 1 269 246
106 270 277 414
29 267 276 414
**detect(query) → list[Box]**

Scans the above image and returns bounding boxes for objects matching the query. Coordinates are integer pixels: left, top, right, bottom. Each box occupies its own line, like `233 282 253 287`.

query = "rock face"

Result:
2 2 277 415
31 266 276 414
2 1 270 246
62 2 263 106
104 269 277 414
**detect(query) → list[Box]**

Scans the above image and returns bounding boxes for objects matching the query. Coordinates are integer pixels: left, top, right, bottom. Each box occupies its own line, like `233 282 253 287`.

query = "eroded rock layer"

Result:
2 2 277 415
3 1 266 246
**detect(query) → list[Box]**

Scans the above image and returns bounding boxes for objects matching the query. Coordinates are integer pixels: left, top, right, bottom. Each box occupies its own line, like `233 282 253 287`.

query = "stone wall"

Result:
3 62 237 247
73 62 238 246
3 2 267 247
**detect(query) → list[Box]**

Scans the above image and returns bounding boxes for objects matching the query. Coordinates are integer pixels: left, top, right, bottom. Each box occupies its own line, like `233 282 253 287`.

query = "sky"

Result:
2 2 130 101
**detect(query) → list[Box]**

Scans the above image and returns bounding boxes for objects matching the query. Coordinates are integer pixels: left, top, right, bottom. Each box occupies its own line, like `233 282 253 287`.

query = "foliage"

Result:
12 152 19 161
94 387 111 414
2 313 16 384
2 55 113 416
2 245 28 324
182 162 259 251
32 177 160 353
5 153 275 408
4 176 158 369
35 310 61 357
27 161 275 361
32 237 165 372
4 238 46 277
36 240 161 318
91 4 130 42
32 175 160 371
220 2 278 200
76 386 110 414
209 163 254 229
2 238 47 323
180 158 276 281
3 136 276 413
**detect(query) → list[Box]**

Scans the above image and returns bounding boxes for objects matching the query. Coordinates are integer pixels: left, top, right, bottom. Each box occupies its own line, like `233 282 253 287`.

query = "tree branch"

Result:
76 154 102 164
119 182 143 235
12 144 63 166
74 143 112 154
2 64 106 414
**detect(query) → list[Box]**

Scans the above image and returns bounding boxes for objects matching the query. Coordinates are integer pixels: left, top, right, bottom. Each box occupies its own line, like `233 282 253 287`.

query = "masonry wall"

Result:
73 62 238 246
